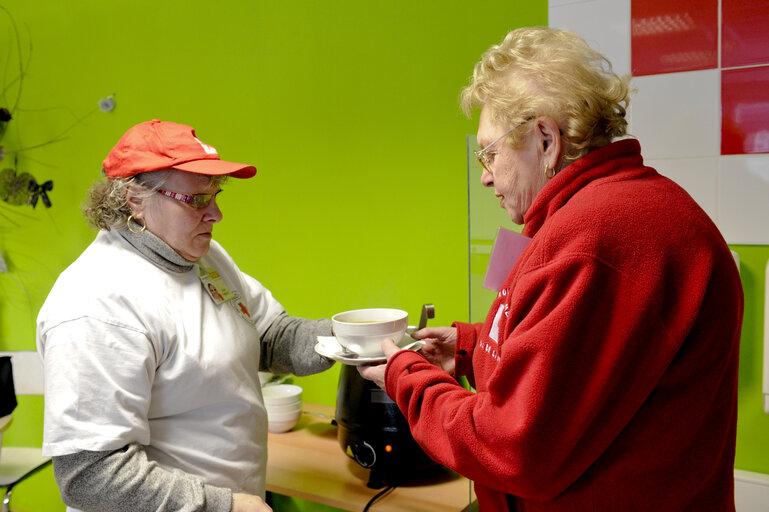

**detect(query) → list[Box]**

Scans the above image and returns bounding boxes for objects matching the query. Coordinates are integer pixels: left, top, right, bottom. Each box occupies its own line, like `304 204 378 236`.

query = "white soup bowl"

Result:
262 384 302 405
331 308 408 357
267 408 303 433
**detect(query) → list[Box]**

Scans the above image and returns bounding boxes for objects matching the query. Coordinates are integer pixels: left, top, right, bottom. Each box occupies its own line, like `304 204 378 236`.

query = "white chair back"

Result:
0 351 44 396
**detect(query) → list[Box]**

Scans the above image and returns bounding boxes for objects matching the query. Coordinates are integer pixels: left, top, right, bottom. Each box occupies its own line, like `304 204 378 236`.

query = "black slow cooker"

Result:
335 364 439 488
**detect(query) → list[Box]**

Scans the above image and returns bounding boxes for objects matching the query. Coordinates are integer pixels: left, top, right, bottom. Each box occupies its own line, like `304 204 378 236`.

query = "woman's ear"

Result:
125 185 144 218
537 117 562 170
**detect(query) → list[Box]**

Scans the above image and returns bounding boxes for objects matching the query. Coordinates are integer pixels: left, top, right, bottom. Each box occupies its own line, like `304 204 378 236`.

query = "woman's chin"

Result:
506 210 523 225
182 242 212 261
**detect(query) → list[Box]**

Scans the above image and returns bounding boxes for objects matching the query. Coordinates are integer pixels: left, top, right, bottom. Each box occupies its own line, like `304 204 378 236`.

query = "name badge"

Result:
197 263 255 326
198 264 235 305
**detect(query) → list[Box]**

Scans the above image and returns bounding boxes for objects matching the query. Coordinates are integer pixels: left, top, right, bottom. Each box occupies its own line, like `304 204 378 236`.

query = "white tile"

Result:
549 0 631 75
647 157 719 223
627 70 720 160
734 469 769 512
719 154 769 244
549 0 585 7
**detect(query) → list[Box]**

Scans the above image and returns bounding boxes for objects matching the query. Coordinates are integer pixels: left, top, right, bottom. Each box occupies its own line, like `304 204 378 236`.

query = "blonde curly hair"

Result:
83 170 226 231
461 26 632 167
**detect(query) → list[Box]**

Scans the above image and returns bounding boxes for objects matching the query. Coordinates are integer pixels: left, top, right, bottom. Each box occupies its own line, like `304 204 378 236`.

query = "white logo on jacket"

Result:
489 303 506 342
480 302 507 362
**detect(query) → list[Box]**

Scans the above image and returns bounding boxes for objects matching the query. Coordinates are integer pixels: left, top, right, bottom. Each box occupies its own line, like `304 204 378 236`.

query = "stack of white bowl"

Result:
263 384 303 433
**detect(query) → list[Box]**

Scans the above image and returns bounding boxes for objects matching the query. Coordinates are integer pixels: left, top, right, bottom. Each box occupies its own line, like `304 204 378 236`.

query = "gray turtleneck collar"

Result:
117 227 195 273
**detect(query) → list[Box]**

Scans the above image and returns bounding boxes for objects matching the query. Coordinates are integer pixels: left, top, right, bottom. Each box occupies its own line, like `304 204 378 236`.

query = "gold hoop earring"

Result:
127 214 146 234
544 163 556 179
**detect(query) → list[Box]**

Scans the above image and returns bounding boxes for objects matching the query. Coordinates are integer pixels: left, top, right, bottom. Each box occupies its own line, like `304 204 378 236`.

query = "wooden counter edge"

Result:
266 403 476 512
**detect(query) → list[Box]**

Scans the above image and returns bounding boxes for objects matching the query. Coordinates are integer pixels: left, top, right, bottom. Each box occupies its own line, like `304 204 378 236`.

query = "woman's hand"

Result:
357 338 402 390
232 493 272 512
357 326 459 388
410 326 458 375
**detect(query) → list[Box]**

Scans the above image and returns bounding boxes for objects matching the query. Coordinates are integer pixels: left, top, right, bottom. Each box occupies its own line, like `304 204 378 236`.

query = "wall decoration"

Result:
0 6 54 210
0 7 115 213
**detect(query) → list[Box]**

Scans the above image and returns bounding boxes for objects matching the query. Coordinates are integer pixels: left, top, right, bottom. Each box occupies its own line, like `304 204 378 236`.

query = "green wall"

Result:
0 1 545 510
2 2 767 511
731 246 769 475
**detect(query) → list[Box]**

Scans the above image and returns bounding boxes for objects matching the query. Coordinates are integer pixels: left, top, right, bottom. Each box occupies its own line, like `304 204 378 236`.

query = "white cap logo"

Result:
192 136 219 156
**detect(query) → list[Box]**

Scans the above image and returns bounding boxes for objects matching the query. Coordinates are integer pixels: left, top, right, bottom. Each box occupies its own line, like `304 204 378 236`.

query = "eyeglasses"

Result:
473 118 533 173
157 188 222 209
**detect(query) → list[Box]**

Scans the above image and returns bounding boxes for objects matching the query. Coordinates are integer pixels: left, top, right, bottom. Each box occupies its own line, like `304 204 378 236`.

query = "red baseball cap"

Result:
102 119 256 179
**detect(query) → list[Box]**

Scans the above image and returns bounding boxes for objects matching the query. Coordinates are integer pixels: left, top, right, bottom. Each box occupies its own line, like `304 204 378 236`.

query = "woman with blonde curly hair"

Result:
360 27 742 511
37 120 335 512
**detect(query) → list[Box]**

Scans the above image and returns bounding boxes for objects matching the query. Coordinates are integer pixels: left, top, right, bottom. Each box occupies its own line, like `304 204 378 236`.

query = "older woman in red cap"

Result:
36 120 332 512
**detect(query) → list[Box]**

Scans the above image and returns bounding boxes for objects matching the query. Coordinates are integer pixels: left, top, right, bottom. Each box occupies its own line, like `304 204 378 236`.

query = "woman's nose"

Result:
204 197 223 223
480 167 494 187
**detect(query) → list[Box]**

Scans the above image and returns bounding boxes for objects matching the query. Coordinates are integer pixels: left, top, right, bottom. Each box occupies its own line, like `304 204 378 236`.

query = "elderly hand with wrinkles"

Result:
357 326 458 389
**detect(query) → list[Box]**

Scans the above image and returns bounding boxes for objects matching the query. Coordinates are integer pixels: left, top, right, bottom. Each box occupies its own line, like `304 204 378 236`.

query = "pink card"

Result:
483 227 531 291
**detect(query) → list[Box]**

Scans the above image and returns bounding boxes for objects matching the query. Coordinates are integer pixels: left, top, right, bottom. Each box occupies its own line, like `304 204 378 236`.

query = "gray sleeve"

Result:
52 445 232 512
260 312 335 376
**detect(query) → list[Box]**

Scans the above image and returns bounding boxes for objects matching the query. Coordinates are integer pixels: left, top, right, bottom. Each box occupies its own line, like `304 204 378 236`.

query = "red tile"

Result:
631 0 718 76
721 67 769 155
722 0 769 68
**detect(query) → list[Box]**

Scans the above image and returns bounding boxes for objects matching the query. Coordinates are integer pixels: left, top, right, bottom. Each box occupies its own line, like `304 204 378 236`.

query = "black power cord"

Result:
362 485 395 512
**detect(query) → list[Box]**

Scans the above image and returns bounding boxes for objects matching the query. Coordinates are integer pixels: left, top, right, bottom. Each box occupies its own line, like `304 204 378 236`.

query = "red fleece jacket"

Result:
385 140 743 511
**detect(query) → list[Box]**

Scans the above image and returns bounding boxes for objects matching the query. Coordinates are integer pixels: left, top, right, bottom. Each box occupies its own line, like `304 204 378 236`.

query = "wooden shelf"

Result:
266 404 475 512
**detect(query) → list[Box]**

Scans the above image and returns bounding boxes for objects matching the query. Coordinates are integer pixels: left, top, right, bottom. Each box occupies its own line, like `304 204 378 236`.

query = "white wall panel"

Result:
648 156 719 223
628 70 720 160
549 0 631 75
719 154 769 244
549 0 584 6
735 469 769 512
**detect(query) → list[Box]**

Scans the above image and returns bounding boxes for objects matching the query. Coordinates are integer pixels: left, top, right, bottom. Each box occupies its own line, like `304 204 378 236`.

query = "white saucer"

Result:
315 335 423 366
